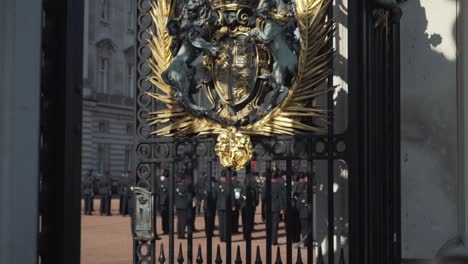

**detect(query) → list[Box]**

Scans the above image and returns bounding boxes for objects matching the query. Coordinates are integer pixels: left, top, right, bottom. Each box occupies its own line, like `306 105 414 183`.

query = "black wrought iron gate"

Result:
131 1 402 264
34 0 400 263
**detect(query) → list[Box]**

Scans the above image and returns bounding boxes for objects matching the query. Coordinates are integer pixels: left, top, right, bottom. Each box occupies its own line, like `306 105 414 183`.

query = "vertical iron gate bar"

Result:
39 0 83 262
382 19 388 262
170 160 176 264
226 167 233 264
346 1 402 263
152 241 157 264
265 160 272 264
133 240 137 263
245 163 253 264
347 0 365 263
151 62 160 261
63 0 84 260
160 242 166 263
363 8 372 264
197 244 204 264
377 14 386 262
384 19 391 262
286 160 293 264
134 0 156 263
391 13 402 264
154 162 158 241
151 140 159 259
326 0 335 260
306 159 313 264
383 21 391 263
380 18 386 263
389 19 396 264
216 244 223 263
366 14 374 264
188 153 194 264
207 160 213 264
151 122 158 263
178 242 185 263
371 15 379 263
379 14 385 262
378 17 385 263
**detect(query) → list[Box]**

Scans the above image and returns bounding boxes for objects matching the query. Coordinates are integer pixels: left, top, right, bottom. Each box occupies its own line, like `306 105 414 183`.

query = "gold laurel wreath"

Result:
147 0 333 137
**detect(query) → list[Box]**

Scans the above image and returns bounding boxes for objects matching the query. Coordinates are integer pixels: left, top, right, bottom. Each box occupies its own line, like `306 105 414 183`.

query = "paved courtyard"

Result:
81 199 316 264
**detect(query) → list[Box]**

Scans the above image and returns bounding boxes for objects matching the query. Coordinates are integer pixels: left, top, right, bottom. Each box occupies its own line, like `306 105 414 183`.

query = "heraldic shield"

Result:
207 30 272 126
212 34 259 108
147 0 334 170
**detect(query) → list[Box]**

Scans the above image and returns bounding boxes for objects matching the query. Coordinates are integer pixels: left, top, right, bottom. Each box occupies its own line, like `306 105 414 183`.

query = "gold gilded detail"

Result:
212 32 257 106
214 128 254 171
270 9 294 23
146 0 334 170
211 0 260 11
243 0 334 136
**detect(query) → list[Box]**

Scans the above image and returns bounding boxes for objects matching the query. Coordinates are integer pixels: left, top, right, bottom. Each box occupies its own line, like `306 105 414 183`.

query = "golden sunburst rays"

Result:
146 0 334 137
147 0 173 94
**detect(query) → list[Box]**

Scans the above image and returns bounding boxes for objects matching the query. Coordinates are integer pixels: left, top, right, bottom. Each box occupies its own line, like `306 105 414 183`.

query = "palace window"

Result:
96 143 110 175
126 123 133 135
124 144 132 172
127 63 135 97
100 0 110 21
98 120 109 133
127 0 135 30
98 56 109 93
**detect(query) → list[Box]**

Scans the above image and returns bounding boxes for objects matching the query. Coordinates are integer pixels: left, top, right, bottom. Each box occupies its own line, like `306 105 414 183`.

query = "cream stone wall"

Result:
400 0 468 259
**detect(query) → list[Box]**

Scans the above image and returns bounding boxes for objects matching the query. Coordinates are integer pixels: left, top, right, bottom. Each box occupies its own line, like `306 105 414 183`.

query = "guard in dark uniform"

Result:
262 170 286 245
98 182 104 216
195 174 207 218
105 180 112 216
83 175 94 215
297 173 312 246
257 173 266 223
99 180 111 216
187 174 198 233
119 183 130 216
231 172 241 233
251 172 261 224
157 169 170 234
241 172 258 239
203 175 217 236
119 183 124 214
175 170 193 239
279 170 287 221
90 175 97 212
191 175 204 232
215 170 234 242
290 171 303 242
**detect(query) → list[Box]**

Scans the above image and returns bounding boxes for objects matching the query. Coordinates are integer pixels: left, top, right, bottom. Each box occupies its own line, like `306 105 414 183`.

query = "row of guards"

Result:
82 176 132 216
130 160 348 264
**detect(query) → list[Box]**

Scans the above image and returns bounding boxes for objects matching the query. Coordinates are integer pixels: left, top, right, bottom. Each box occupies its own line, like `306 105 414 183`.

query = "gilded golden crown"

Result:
211 0 260 11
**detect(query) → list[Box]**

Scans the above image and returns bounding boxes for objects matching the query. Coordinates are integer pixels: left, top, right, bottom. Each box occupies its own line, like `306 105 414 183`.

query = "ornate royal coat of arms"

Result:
147 0 333 170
